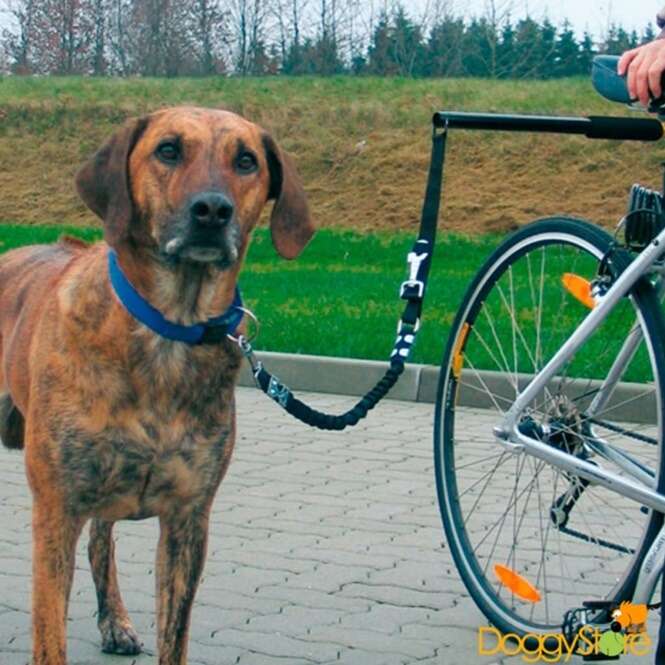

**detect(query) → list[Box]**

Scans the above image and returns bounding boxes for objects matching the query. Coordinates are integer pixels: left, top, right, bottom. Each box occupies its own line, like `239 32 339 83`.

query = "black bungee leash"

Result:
230 123 448 431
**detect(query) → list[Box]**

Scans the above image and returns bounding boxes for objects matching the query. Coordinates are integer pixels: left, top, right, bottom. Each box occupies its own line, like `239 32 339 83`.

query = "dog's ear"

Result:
262 133 315 259
76 116 149 246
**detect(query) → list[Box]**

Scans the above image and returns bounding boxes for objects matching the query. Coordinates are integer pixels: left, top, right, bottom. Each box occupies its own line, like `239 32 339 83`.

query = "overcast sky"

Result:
441 0 658 36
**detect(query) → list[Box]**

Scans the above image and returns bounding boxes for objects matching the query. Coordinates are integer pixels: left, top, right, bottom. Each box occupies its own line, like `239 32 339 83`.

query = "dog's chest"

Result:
60 410 233 520
56 342 239 519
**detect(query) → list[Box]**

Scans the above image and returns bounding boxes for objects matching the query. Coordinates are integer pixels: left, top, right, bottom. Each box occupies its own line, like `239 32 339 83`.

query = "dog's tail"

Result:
0 393 24 450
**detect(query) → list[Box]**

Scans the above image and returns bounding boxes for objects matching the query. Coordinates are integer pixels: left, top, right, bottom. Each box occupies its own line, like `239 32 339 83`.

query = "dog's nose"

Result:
190 192 234 227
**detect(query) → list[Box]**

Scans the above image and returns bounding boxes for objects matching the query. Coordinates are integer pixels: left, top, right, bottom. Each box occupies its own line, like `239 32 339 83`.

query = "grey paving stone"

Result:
305 625 437 659
200 627 341 661
256 585 371 613
324 647 411 664
0 386 642 665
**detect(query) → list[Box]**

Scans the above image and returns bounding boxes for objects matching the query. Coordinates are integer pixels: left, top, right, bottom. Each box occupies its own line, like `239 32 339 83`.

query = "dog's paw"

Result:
99 617 142 655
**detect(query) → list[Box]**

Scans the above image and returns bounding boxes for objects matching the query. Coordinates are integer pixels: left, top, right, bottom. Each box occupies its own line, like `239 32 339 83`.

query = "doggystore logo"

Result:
477 602 652 663
598 602 650 657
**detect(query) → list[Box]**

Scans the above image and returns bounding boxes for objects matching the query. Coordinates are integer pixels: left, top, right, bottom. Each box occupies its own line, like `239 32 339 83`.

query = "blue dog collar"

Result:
108 250 244 345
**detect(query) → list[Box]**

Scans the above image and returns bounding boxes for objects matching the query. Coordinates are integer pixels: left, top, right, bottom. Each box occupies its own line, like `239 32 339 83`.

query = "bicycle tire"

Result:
434 217 665 637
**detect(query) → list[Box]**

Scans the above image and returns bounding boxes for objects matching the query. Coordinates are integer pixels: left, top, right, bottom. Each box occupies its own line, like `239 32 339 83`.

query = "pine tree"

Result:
462 18 493 77
603 25 633 55
555 20 579 77
367 11 394 75
426 16 465 77
538 18 557 78
390 4 426 76
643 23 657 44
512 17 542 78
496 19 515 78
578 31 596 76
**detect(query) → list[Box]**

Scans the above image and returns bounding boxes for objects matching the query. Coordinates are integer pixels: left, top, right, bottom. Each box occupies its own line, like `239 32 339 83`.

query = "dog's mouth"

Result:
161 222 241 269
177 245 227 262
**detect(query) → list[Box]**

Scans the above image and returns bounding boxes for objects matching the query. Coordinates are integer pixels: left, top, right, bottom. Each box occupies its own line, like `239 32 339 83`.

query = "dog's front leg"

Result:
155 506 211 665
89 519 142 655
31 496 84 665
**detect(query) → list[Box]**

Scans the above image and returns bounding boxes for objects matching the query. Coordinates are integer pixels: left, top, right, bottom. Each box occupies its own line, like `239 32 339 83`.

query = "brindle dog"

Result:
0 107 314 665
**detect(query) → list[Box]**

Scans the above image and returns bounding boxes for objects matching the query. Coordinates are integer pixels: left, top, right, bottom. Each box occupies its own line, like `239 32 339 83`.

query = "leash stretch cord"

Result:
233 127 448 431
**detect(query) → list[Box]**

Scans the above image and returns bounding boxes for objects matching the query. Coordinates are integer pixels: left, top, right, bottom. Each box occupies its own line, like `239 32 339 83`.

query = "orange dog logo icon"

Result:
611 601 648 635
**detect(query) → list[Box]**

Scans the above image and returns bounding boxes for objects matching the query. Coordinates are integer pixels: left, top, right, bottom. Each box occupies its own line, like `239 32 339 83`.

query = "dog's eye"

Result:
236 151 258 173
155 140 181 165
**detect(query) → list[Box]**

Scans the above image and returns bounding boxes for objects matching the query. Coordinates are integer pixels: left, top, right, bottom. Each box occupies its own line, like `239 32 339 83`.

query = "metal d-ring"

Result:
227 306 260 344
227 307 262 384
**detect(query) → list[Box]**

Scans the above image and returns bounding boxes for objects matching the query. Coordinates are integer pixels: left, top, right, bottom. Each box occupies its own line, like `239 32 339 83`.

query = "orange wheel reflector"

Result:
494 564 541 603
562 273 595 309
452 323 470 379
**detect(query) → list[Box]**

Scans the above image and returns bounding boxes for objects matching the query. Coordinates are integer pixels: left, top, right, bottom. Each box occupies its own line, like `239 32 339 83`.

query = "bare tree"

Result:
32 0 92 74
484 0 513 76
107 0 128 73
229 0 269 75
311 0 358 73
1 0 39 73
272 0 308 66
188 0 228 74
86 0 108 74
122 0 194 76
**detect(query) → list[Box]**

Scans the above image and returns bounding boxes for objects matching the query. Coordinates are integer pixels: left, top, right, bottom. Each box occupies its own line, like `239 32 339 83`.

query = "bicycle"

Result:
434 56 665 650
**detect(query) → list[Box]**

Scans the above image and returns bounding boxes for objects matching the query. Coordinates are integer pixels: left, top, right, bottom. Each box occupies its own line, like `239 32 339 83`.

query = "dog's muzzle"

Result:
163 191 241 266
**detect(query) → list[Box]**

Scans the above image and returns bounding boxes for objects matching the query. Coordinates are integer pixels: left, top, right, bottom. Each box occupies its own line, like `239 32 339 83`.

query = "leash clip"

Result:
230 333 263 384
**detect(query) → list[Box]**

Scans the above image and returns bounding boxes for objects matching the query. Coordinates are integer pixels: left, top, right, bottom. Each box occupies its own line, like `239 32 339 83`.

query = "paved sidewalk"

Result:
0 388 656 664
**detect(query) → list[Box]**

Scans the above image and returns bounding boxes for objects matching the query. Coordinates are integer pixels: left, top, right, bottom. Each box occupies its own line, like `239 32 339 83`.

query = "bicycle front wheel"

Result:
435 217 665 636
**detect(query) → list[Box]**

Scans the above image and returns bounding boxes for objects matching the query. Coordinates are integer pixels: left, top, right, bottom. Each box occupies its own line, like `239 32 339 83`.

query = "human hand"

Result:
618 39 665 107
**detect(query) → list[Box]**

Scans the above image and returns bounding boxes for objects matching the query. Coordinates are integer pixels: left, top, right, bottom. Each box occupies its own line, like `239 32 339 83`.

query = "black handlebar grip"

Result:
586 116 663 141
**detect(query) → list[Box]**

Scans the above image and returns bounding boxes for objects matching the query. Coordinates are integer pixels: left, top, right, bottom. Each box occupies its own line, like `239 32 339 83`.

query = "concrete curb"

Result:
238 351 653 423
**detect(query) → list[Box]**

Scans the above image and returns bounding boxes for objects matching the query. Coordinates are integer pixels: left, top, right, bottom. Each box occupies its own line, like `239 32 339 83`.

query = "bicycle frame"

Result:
495 230 665 513
436 110 665 604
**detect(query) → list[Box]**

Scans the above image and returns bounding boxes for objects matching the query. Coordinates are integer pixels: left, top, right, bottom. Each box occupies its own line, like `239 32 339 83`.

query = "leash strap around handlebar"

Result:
242 127 447 431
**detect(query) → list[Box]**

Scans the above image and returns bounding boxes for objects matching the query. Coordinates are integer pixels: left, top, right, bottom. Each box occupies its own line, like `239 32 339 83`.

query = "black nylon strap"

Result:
401 129 447 326
250 127 447 431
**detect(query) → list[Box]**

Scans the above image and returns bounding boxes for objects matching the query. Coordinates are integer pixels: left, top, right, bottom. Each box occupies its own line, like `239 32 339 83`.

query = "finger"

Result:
636 59 652 106
627 53 646 100
648 60 665 100
618 49 638 76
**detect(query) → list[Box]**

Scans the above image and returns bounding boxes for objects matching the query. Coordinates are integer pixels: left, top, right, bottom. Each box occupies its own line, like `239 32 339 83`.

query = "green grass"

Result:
0 224 103 250
0 75 609 120
0 223 498 365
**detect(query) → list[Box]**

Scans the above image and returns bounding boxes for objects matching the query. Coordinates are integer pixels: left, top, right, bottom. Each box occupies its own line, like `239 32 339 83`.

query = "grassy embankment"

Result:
0 76 661 368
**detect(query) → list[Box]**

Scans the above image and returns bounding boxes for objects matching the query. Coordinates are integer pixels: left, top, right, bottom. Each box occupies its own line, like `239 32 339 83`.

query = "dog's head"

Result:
76 106 314 266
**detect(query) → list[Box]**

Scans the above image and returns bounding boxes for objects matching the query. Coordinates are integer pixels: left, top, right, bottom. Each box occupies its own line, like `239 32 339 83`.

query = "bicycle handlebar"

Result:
432 112 663 142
